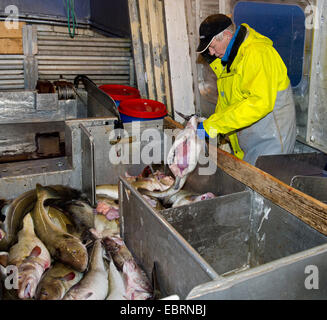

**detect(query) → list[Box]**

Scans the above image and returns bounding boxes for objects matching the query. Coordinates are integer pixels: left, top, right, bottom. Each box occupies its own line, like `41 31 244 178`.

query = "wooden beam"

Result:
185 0 202 115
212 148 327 236
164 116 327 236
147 0 165 104
157 0 172 115
127 0 148 97
139 0 156 100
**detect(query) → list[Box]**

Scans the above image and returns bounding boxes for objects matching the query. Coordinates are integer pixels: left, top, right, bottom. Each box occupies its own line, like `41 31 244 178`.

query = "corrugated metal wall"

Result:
36 25 134 86
0 55 25 90
0 24 135 91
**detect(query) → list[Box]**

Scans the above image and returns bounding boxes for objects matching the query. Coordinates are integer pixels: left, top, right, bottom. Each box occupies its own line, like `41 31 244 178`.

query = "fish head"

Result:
68 200 93 215
17 262 44 299
56 235 88 272
37 281 63 300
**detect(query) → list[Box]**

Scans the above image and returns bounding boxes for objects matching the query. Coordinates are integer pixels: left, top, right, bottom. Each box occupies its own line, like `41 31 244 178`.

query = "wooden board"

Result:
128 0 172 114
164 116 327 236
0 21 24 38
139 0 156 100
127 0 148 98
0 21 25 54
0 38 23 54
157 0 172 114
163 0 195 122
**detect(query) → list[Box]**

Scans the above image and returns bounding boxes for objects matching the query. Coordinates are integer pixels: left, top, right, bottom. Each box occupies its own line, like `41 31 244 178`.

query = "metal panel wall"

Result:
0 55 24 90
36 25 134 87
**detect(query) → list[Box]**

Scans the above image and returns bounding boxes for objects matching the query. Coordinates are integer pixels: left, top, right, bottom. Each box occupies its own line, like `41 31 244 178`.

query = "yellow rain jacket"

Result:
203 24 296 165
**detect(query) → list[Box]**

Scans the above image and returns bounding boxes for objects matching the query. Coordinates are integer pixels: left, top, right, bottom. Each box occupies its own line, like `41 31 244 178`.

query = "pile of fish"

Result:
0 183 153 300
0 116 216 300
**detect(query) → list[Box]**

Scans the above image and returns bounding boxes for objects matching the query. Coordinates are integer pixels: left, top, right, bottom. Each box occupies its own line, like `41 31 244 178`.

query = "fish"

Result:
106 258 126 300
96 198 120 221
96 184 119 200
0 185 86 251
102 235 133 271
55 200 95 232
96 196 119 209
48 206 74 234
131 177 172 192
63 239 109 300
0 190 36 251
129 166 175 187
8 214 51 299
151 170 175 187
102 235 153 300
142 195 164 211
123 260 153 300
139 176 188 200
0 251 8 268
36 262 83 300
90 214 120 240
140 116 203 199
32 184 88 272
164 190 216 208
0 251 8 283
0 227 5 241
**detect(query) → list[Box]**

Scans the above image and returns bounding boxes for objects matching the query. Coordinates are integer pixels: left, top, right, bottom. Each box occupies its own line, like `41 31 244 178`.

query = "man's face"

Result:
208 31 231 59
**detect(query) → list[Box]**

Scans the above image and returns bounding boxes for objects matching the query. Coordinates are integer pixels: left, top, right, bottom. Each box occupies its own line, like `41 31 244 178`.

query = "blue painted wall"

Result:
0 0 130 37
0 0 90 21
90 0 130 38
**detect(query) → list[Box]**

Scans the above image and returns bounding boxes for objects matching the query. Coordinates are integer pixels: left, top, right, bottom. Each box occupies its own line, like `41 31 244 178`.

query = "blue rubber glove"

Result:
197 122 209 140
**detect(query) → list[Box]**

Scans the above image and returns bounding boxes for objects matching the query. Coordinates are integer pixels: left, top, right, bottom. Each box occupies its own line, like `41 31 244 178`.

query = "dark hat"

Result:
196 14 232 53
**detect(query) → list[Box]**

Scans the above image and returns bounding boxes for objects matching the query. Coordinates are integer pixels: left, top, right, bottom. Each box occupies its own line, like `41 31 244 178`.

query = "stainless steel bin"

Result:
120 166 327 299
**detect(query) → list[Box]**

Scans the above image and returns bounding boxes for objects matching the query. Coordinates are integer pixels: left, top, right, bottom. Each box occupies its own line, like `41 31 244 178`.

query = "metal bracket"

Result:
79 123 96 207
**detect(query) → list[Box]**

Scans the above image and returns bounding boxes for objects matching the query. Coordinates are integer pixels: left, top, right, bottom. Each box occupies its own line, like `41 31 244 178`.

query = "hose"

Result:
67 0 76 38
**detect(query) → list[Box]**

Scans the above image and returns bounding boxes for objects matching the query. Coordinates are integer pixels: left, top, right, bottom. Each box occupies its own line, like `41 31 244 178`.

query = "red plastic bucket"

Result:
118 99 167 122
98 84 141 105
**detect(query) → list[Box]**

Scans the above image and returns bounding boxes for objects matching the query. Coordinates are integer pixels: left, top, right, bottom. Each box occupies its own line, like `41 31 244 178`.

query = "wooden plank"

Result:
0 21 25 38
157 0 172 115
0 38 23 54
0 21 24 54
139 0 156 100
164 115 327 236
163 0 195 122
212 148 327 236
185 0 201 115
127 0 148 97
147 0 165 104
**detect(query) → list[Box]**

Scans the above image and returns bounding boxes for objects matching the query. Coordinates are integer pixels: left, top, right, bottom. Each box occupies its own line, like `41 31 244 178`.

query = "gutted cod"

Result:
8 214 51 299
32 184 88 272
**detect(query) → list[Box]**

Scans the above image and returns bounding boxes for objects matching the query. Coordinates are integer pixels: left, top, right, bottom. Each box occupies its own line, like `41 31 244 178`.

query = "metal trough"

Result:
120 163 327 299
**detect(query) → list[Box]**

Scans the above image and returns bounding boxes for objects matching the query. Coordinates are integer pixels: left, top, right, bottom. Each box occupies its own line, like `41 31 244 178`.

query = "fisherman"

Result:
196 14 296 166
